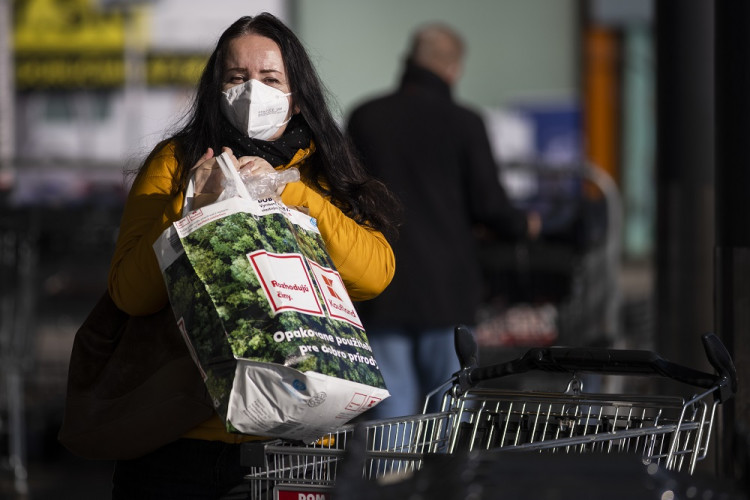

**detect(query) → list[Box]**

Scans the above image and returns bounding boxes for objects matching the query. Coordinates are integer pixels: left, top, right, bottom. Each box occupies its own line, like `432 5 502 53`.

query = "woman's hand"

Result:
189 147 239 209
238 156 286 197
238 156 274 175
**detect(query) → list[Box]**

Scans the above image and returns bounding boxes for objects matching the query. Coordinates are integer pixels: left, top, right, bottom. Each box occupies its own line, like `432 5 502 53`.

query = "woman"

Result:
109 13 398 498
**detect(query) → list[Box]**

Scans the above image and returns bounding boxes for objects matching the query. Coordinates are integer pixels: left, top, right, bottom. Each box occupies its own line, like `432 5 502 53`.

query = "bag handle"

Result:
215 152 253 200
183 152 251 217
183 171 197 216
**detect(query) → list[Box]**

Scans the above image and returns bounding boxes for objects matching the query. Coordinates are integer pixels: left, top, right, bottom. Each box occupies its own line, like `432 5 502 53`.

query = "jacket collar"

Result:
284 141 315 170
399 61 453 100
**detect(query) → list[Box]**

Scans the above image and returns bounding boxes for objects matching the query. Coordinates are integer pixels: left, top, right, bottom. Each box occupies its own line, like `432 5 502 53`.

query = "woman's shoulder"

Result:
148 139 179 165
127 140 182 196
139 140 180 177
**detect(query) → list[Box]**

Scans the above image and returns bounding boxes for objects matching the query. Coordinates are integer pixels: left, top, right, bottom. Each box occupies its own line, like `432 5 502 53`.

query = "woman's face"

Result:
222 33 294 140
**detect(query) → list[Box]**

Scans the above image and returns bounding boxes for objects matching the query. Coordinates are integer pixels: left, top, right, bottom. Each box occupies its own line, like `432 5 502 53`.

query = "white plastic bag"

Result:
154 153 389 442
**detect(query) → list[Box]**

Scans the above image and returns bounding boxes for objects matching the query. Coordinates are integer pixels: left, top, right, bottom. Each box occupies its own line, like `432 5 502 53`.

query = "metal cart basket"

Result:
240 327 736 500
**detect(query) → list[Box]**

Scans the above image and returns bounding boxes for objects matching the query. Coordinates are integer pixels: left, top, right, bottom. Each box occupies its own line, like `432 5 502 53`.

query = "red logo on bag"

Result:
321 275 342 300
308 262 363 329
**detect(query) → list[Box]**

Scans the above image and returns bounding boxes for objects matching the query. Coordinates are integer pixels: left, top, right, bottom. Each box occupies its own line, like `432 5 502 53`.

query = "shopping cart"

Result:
239 326 736 500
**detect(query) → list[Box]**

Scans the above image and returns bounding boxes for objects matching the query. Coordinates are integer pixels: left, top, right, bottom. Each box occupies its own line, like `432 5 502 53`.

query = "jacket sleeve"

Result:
108 143 184 316
281 181 395 301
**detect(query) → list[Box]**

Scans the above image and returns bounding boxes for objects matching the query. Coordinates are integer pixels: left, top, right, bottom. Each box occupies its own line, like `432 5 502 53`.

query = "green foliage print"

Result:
163 251 237 419
177 209 385 389
203 360 236 420
163 251 234 364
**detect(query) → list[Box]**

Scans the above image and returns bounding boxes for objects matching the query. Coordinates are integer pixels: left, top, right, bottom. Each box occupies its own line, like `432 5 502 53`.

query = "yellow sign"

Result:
147 54 207 87
13 0 208 89
13 0 125 53
14 53 208 90
15 54 124 89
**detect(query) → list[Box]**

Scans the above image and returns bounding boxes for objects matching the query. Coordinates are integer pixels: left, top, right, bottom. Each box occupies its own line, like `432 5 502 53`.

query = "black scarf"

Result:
219 114 314 167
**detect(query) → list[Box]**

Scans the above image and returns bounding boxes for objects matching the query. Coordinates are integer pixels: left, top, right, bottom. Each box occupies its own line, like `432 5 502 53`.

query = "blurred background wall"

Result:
298 0 578 118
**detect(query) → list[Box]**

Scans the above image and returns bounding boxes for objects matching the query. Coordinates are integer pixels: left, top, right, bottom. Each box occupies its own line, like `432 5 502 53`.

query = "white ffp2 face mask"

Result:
220 79 292 141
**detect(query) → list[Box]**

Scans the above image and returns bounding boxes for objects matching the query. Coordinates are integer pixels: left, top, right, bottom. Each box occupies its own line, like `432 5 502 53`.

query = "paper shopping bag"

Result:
153 153 389 442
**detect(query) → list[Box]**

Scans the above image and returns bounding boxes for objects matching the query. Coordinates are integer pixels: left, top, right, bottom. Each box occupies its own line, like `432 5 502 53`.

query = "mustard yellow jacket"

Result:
108 141 395 443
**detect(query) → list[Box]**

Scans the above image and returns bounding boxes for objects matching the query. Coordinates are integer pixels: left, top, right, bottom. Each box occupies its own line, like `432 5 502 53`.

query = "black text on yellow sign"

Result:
146 54 207 88
15 54 125 90
14 53 208 90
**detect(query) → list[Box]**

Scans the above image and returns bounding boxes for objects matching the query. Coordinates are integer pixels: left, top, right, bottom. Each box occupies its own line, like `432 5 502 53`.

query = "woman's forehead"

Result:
225 34 284 71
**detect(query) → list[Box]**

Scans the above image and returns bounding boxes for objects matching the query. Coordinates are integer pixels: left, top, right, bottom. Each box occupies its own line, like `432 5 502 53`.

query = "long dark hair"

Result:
156 12 399 241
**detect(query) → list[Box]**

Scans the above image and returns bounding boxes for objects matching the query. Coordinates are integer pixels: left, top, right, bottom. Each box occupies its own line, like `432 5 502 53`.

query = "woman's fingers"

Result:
201 147 215 162
238 156 274 175
237 156 256 170
220 147 242 170
190 147 215 172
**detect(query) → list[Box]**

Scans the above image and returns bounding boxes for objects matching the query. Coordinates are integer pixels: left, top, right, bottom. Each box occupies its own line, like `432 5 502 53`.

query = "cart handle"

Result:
454 326 737 403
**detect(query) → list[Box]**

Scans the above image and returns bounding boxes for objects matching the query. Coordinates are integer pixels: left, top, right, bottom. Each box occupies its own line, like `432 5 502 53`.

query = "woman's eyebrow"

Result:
224 66 282 75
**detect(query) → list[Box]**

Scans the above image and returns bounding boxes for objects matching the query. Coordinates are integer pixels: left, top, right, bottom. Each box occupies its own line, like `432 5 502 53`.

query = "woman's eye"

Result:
228 75 246 83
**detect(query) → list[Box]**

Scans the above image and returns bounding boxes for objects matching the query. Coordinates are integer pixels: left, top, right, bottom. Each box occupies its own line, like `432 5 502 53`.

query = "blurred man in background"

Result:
347 23 540 418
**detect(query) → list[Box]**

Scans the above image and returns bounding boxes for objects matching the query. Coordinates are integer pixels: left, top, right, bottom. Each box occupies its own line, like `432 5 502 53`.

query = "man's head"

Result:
407 23 465 86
